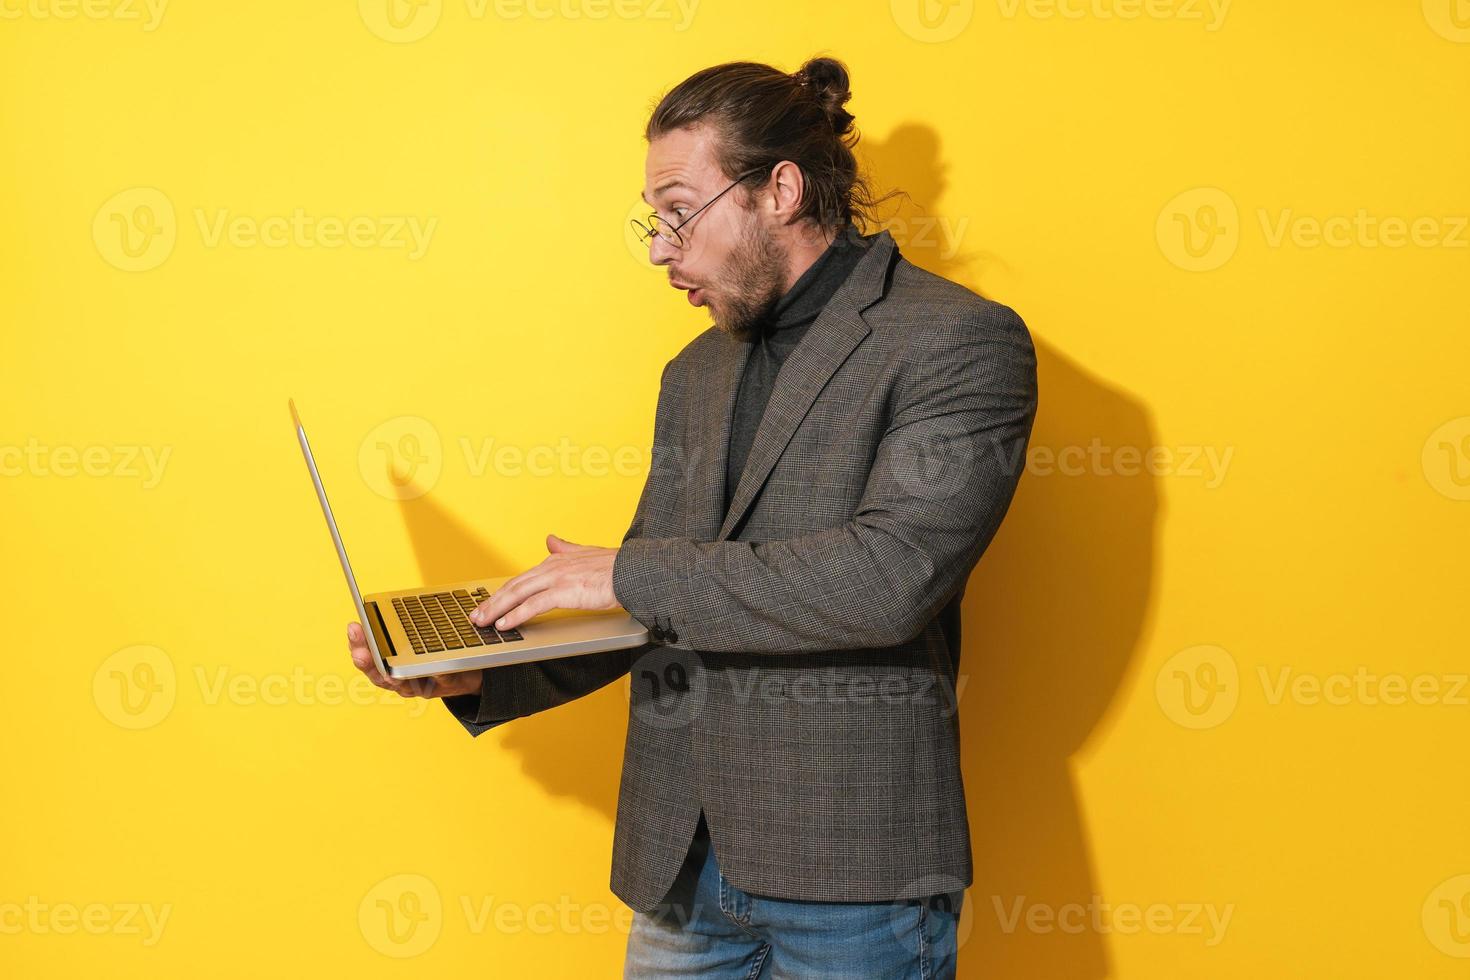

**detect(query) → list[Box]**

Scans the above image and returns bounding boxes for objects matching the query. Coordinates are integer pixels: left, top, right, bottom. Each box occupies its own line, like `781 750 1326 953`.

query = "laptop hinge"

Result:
364 600 399 659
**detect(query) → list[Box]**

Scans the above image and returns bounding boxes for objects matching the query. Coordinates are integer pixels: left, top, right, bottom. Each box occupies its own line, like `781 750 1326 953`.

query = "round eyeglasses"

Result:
630 167 768 249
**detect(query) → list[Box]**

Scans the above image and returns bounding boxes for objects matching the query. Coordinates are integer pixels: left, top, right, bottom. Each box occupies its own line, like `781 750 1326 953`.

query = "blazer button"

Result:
663 629 678 644
650 625 666 642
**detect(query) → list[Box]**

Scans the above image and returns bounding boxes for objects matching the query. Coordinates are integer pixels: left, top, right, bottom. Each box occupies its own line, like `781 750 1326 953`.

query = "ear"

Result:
764 160 806 223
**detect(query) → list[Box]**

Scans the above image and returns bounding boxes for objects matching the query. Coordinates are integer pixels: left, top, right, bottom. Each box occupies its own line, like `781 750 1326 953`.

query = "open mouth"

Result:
671 280 704 307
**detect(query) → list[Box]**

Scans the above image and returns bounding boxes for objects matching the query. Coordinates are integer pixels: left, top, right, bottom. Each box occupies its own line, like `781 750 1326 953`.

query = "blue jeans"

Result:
624 815 962 978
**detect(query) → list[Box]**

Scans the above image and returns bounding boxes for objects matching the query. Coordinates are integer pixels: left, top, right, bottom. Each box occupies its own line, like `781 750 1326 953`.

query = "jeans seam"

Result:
917 902 931 979
718 873 763 940
744 942 771 979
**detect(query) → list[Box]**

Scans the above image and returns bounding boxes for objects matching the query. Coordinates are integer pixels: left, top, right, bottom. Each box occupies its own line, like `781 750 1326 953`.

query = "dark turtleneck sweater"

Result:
723 225 872 519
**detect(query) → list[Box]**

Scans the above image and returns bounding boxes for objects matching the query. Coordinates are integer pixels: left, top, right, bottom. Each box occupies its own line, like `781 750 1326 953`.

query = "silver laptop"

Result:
291 399 649 679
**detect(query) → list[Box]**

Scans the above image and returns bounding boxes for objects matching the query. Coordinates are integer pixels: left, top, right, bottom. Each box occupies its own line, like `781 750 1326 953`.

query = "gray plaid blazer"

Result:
445 228 1037 912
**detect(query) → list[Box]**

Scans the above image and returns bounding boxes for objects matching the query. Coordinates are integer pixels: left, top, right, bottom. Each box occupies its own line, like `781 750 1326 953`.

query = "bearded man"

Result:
348 55 1038 979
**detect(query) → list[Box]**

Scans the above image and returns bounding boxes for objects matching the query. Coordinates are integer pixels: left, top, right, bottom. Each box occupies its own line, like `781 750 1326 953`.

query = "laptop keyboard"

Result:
392 587 523 656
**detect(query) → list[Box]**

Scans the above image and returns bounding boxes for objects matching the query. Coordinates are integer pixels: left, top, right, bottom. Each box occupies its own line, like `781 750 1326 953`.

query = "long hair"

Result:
644 57 897 234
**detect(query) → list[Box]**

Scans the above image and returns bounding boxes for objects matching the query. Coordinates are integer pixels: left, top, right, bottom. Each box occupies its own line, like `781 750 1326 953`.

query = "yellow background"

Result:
3 1 1468 976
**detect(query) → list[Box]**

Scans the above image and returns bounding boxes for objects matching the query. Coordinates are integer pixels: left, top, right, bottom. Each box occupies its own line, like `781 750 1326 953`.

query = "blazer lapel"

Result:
687 333 752 540
714 230 897 542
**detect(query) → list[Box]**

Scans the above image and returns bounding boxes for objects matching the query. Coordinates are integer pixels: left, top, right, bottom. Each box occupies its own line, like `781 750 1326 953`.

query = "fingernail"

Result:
496 617 507 628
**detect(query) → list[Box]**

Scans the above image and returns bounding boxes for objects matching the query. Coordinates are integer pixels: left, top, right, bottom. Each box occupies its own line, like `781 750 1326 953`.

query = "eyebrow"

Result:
641 180 695 206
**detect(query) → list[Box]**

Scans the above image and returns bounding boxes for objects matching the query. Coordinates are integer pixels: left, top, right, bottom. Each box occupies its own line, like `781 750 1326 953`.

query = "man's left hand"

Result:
470 533 620 632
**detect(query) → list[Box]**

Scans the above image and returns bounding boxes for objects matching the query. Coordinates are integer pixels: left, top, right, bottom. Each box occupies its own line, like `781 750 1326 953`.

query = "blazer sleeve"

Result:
610 304 1037 654
441 360 678 736
441 648 640 737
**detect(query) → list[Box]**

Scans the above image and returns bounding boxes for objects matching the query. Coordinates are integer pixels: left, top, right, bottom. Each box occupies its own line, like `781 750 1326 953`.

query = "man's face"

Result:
641 124 788 342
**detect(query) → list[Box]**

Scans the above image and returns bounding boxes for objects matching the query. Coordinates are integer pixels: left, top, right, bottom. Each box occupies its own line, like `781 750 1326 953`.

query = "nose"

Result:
648 232 677 267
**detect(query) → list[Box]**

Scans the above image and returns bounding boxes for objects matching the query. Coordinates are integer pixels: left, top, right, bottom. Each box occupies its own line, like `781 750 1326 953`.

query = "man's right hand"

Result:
347 621 484 700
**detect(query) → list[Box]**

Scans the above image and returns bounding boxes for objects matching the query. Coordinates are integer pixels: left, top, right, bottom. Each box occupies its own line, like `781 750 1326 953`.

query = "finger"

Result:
399 676 438 698
376 675 417 696
430 670 476 698
347 622 377 671
361 662 396 691
349 623 406 691
494 588 560 632
546 533 592 554
365 671 397 691
438 673 471 698
471 569 552 626
468 566 538 624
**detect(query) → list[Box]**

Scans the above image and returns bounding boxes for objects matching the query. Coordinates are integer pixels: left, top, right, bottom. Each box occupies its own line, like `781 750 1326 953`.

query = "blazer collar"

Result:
689 228 898 542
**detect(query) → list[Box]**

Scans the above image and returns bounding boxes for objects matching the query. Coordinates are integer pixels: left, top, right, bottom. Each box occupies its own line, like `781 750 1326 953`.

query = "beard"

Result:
704 214 788 343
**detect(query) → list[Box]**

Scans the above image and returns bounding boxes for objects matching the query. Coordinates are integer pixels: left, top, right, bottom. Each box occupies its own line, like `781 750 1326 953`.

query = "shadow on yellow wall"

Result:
394 122 1160 980
870 122 1161 979
953 341 1158 979
392 492 632 819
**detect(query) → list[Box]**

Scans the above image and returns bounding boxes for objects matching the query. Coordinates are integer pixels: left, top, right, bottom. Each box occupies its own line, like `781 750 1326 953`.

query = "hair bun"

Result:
795 56 855 138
